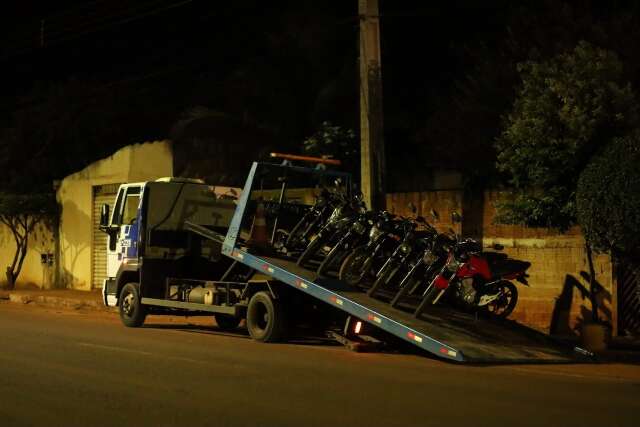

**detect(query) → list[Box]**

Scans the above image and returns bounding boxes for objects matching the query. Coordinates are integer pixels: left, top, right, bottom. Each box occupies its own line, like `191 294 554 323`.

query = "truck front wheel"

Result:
246 291 286 342
119 283 147 327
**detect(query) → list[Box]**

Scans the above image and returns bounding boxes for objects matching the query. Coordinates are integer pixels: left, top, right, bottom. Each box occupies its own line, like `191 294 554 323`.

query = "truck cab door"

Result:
106 185 142 279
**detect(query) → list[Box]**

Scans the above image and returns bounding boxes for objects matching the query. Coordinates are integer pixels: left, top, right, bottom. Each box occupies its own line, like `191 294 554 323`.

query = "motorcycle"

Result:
296 191 366 268
338 210 403 288
414 220 530 319
366 215 437 298
316 209 377 276
389 231 454 308
276 186 342 255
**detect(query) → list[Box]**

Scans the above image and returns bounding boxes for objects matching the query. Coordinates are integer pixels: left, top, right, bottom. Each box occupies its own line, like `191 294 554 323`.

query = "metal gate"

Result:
618 260 640 335
92 184 120 289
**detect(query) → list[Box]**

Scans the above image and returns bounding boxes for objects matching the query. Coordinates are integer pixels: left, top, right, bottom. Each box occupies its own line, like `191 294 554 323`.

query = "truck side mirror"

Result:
100 204 110 229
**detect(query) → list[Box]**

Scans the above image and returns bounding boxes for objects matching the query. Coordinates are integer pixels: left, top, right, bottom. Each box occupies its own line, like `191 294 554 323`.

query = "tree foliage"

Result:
302 121 358 176
577 132 640 261
495 41 637 229
0 193 58 289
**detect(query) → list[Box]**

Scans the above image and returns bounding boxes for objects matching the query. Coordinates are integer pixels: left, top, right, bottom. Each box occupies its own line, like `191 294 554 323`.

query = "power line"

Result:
0 0 194 60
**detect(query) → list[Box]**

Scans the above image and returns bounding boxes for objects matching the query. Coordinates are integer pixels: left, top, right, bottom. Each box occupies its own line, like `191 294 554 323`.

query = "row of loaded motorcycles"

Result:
275 183 532 319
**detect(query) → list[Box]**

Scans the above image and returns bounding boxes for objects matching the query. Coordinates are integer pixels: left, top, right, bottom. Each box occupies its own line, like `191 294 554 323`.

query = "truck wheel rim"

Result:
122 293 134 315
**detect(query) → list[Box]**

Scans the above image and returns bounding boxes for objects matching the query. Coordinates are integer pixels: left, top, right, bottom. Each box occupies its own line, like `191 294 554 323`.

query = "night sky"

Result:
1 0 637 190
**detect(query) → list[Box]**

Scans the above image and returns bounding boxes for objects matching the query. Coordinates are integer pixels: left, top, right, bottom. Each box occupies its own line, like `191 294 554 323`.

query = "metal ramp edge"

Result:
224 248 465 362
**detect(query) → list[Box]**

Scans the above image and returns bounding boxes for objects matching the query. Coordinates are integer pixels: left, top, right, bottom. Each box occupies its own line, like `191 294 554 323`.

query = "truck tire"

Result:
214 313 241 331
246 291 286 342
119 283 147 328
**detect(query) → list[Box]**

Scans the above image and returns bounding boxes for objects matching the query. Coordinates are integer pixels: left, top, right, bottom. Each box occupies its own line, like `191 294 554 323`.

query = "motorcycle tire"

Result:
414 283 439 318
484 281 518 319
286 214 312 249
317 233 353 276
296 234 325 267
338 246 370 286
367 260 396 297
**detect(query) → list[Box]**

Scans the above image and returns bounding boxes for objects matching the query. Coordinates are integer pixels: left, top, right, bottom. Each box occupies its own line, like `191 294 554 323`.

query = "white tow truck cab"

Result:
99 177 239 309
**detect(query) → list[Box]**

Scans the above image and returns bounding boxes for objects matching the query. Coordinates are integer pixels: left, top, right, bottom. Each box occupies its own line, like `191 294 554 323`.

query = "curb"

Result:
3 291 116 312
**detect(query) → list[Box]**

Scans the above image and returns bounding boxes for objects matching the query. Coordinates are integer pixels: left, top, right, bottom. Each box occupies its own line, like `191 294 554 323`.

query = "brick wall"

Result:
386 190 616 336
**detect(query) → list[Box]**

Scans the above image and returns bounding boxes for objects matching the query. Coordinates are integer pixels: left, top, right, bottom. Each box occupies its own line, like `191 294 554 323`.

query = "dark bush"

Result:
577 131 640 260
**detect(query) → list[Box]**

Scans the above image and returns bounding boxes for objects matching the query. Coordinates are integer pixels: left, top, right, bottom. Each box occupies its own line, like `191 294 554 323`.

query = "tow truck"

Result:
99 155 590 363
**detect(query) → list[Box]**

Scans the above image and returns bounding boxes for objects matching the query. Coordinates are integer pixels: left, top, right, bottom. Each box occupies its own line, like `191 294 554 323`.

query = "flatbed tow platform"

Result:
226 248 587 363
213 161 590 364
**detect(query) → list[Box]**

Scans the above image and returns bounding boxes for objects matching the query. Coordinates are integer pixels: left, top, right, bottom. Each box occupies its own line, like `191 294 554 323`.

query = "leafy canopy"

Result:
302 121 358 175
0 193 58 219
495 41 637 229
577 132 640 260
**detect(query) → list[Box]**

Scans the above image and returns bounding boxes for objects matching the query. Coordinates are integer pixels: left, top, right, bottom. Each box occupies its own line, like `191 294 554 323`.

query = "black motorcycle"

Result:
338 210 402 287
296 192 365 268
278 188 337 254
367 216 437 298
389 231 454 307
316 209 378 276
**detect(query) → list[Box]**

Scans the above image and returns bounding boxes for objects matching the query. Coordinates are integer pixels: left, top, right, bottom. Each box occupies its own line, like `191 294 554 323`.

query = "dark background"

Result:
1 0 638 191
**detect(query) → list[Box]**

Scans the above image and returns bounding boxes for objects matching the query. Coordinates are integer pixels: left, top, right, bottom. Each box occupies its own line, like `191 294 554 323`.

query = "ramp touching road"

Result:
247 254 585 363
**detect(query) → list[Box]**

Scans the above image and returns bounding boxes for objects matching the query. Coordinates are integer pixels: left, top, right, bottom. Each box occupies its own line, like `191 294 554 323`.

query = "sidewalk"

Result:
0 288 114 312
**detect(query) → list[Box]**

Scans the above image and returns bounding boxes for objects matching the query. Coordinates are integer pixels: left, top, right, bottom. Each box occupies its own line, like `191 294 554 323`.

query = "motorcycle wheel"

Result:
367 261 396 297
317 240 347 276
286 214 312 249
422 283 440 304
484 281 518 319
296 235 325 267
338 247 370 286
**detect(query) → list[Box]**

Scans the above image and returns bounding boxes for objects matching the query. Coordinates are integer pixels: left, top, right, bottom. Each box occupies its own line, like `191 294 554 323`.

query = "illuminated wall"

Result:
56 141 173 290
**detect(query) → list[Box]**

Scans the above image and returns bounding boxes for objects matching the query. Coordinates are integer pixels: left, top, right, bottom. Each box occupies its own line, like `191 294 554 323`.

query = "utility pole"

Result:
359 0 385 210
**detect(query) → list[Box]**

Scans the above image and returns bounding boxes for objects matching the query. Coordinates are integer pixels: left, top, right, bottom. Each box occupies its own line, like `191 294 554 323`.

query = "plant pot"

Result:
580 322 611 352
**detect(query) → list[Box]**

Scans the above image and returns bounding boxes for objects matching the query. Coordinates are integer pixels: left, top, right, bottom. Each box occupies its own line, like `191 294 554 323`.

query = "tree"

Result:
302 121 358 176
495 41 639 323
0 193 58 289
577 131 640 262
495 41 637 229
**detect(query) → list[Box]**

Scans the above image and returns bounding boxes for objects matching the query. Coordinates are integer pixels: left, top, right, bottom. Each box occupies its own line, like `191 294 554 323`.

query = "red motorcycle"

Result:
414 235 530 319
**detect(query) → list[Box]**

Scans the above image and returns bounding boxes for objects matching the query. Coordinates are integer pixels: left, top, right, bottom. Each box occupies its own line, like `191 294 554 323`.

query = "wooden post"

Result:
359 0 385 210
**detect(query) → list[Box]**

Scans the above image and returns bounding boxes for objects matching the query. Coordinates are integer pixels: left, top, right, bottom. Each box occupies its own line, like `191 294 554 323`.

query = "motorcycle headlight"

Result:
353 221 367 234
369 225 383 240
400 243 411 254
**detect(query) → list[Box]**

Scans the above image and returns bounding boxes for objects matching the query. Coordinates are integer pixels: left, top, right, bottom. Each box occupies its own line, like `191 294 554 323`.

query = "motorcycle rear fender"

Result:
434 274 449 290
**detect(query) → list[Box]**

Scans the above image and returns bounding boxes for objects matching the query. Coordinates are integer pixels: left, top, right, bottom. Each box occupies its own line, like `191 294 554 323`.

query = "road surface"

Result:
0 302 638 427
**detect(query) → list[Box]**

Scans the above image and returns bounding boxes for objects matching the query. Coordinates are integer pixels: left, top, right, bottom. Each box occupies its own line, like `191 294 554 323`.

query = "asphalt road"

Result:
0 303 639 427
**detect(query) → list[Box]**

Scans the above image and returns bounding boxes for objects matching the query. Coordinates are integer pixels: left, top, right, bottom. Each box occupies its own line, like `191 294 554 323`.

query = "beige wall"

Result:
0 222 56 289
57 141 173 290
386 190 616 336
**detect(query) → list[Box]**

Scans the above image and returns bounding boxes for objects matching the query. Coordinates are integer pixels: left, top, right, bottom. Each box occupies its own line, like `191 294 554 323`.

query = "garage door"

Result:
92 184 121 289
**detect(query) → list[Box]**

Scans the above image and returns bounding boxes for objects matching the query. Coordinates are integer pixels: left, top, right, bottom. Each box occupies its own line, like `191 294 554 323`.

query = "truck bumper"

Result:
102 279 118 307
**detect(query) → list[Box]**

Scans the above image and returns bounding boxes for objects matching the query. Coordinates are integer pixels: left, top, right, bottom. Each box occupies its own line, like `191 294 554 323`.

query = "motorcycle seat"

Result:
490 259 531 278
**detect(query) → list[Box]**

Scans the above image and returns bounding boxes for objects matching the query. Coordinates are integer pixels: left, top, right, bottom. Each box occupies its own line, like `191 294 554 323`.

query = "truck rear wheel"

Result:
119 283 147 327
214 313 241 331
246 291 286 342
